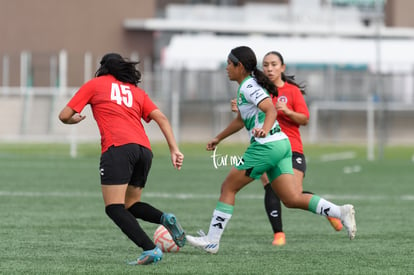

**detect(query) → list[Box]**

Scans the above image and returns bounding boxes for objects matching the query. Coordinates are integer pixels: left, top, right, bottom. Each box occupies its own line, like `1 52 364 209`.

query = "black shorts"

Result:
99 143 153 186
292 151 306 175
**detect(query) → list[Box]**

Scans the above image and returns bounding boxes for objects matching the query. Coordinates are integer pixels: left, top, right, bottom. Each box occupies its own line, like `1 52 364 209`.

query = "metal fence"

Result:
1 52 414 156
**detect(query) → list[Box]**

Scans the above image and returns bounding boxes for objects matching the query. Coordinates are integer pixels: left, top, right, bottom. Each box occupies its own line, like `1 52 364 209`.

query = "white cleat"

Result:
340 204 357 240
186 235 219 254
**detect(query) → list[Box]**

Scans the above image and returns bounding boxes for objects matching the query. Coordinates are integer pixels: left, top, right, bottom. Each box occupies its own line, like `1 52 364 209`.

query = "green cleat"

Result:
160 213 186 247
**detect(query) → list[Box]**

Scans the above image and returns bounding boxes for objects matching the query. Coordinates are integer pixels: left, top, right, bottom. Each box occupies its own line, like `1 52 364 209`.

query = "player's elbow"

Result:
59 106 74 124
302 118 309 126
58 114 68 123
58 111 72 124
151 109 169 126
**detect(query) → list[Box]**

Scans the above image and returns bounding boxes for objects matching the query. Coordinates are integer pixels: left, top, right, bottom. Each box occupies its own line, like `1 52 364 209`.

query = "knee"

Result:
105 204 125 219
126 201 142 212
282 199 295 209
280 195 299 209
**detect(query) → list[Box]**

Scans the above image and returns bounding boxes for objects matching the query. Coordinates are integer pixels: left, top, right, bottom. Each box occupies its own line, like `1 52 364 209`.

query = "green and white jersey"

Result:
236 76 288 144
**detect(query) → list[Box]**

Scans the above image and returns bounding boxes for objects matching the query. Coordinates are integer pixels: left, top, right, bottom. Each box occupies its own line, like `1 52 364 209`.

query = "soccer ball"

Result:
153 225 180 252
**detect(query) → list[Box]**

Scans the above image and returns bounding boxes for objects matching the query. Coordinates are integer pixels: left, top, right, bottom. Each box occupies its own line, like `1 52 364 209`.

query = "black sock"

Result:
264 183 283 233
105 204 155 251
127 202 163 224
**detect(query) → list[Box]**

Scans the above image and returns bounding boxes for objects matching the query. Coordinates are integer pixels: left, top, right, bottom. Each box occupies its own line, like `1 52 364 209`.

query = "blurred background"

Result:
1 0 413 159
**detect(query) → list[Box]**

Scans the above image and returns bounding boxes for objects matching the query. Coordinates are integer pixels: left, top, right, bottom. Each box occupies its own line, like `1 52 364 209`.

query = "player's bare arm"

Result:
207 112 244 151
58 106 86 124
254 98 277 137
149 109 184 170
275 101 308 125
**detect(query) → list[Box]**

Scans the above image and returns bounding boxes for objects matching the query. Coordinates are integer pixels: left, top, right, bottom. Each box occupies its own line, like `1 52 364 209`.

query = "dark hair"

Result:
95 53 141 86
264 51 306 95
229 46 277 97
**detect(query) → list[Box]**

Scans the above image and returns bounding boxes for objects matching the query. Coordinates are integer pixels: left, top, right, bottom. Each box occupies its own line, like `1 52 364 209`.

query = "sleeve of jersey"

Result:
67 79 95 113
244 84 269 106
141 92 158 123
292 88 310 119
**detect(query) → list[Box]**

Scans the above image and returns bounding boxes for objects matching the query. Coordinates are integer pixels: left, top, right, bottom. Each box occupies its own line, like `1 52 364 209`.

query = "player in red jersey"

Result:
59 53 186 265
262 51 344 245
232 51 343 246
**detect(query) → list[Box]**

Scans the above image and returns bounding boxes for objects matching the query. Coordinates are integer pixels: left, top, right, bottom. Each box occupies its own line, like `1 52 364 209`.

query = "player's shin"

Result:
307 195 341 218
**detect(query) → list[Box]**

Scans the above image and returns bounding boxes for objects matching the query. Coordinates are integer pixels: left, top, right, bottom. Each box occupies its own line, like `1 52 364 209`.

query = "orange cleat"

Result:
327 217 343 231
272 232 286 246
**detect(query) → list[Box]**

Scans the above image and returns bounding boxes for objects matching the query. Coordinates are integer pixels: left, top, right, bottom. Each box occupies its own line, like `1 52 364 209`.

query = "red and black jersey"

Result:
272 82 309 154
67 75 157 153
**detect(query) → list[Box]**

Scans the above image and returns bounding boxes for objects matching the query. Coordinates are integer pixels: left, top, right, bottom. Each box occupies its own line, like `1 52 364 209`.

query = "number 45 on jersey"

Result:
111 83 133 107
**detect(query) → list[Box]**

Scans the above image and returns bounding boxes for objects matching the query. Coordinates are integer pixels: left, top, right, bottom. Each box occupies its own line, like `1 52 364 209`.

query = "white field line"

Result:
0 191 413 201
320 151 356 162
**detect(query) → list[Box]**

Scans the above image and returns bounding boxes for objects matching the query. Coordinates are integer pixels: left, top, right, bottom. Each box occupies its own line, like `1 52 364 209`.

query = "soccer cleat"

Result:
327 216 343 231
128 247 163 265
186 235 219 254
272 232 286 246
340 204 357 240
160 213 186 247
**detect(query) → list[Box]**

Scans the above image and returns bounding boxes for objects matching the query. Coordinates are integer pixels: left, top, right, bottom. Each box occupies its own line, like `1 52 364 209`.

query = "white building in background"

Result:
124 1 414 150
125 1 414 73
2 0 414 148
162 34 414 74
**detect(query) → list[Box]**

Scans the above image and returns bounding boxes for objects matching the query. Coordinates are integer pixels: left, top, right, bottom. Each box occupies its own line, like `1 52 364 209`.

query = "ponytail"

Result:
253 68 277 97
96 53 142 86
229 47 278 98
282 73 306 95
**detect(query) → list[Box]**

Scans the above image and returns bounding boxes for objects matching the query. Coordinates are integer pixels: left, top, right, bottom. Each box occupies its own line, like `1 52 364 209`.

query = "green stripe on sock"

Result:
216 201 234 215
308 195 321 213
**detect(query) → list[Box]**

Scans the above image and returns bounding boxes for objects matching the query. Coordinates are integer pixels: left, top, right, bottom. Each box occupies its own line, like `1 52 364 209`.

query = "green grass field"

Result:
0 142 413 274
